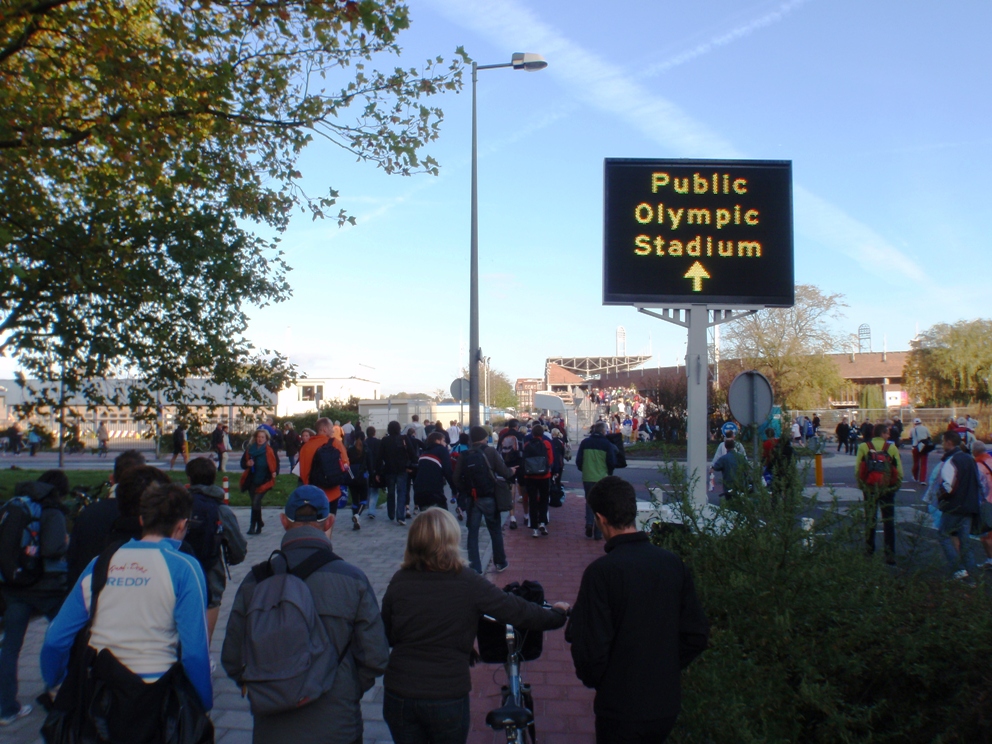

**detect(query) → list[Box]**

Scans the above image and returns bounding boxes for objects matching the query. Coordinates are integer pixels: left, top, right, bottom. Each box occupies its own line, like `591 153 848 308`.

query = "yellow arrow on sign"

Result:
684 261 711 292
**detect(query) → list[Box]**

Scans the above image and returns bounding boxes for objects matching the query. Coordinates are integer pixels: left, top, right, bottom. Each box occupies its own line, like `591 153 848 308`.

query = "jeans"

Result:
525 478 550 527
467 496 506 573
383 690 470 744
384 472 410 521
595 714 677 744
940 512 978 575
368 485 381 517
583 482 603 539
0 590 64 717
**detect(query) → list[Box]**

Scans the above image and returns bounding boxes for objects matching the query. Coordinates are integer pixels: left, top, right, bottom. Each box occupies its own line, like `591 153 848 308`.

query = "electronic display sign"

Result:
603 159 794 307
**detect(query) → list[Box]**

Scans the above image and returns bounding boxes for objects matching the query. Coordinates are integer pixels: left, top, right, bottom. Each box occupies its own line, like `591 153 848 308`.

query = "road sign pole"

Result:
686 305 709 510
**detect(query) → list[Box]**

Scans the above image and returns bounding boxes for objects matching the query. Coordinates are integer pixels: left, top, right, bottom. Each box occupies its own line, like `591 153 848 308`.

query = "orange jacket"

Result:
298 434 350 503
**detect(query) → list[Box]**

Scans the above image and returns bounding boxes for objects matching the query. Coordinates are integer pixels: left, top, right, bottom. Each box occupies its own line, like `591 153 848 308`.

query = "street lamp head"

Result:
512 52 548 72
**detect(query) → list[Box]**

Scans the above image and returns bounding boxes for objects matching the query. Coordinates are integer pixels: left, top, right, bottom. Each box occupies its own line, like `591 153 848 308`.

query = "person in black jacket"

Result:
378 421 415 525
365 426 383 520
347 429 372 530
413 432 456 510
566 476 709 744
66 464 172 587
0 470 69 724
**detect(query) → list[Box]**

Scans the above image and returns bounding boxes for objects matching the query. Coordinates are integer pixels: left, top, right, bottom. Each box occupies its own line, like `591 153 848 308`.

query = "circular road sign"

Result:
450 378 471 402
727 370 773 427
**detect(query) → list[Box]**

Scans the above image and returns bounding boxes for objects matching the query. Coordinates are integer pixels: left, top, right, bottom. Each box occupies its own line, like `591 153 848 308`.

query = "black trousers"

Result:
525 478 550 527
864 489 896 556
595 715 678 744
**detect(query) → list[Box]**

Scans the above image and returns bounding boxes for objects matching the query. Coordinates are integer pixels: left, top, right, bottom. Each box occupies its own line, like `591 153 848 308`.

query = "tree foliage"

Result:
905 319 992 406
722 284 847 410
0 0 465 411
463 365 518 410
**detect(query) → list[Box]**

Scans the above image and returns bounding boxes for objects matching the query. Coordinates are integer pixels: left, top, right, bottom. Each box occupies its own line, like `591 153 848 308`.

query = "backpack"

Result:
458 447 496 500
522 439 549 477
0 494 44 587
308 441 352 489
185 492 223 579
476 580 546 663
859 441 898 489
500 433 520 463
241 549 348 716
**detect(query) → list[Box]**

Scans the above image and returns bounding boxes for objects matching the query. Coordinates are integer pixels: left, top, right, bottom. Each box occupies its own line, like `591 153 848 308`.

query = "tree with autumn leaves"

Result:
0 0 465 414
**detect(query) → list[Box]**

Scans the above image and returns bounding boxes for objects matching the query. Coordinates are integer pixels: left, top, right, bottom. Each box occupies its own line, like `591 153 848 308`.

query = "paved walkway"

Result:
1 495 499 744
467 489 601 743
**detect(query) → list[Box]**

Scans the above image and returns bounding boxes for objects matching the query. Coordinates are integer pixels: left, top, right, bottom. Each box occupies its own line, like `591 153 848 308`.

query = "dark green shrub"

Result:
656 462 992 743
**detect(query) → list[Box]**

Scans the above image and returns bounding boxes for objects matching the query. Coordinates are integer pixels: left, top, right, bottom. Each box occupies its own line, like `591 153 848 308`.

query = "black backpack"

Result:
458 447 496 500
476 580 546 663
185 492 223 578
522 439 550 477
308 441 353 489
0 481 64 588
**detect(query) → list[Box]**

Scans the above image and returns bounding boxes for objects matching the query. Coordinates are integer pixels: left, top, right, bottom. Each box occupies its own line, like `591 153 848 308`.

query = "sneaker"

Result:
981 559 992 570
397 519 406 526
495 561 510 572
532 529 540 538
539 524 548 536
509 517 518 530
352 514 361 531
585 524 593 539
0 704 32 726
368 513 376 520
953 569 970 581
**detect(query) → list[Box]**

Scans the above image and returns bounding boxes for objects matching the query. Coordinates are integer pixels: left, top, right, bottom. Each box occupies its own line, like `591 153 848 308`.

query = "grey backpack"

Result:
241 549 349 715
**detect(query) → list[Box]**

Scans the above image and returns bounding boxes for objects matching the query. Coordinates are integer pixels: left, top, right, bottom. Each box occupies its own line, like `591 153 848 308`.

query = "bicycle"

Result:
485 620 536 743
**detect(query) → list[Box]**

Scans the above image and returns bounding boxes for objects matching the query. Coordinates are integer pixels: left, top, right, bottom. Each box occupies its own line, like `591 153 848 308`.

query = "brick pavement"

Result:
0 499 496 744
467 488 602 744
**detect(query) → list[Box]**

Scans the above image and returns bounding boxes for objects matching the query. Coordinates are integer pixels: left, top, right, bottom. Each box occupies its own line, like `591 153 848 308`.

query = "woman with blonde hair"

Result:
381 508 569 743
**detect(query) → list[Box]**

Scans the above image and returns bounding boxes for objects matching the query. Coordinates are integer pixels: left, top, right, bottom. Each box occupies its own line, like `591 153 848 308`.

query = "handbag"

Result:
494 478 513 512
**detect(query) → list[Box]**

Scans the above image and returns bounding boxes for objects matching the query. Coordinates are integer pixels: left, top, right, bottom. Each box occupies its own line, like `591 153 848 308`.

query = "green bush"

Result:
655 462 992 743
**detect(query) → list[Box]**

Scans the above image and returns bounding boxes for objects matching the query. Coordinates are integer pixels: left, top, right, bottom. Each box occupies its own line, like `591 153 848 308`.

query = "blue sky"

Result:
252 0 991 395
14 1 990 395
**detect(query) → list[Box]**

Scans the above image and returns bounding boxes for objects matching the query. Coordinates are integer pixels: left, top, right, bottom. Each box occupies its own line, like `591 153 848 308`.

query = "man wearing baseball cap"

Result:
222 486 388 743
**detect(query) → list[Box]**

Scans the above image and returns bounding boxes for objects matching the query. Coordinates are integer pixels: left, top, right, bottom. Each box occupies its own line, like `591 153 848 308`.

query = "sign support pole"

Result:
685 305 709 509
638 306 759 510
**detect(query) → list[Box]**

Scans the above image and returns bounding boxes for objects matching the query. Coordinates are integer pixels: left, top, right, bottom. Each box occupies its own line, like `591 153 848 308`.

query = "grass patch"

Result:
0 469 299 508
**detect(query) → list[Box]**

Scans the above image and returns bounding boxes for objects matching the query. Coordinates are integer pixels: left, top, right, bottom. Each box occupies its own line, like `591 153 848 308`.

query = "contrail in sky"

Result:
426 0 933 290
644 0 814 77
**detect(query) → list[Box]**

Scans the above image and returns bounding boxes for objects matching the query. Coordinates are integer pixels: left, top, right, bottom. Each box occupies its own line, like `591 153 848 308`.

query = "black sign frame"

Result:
603 158 794 307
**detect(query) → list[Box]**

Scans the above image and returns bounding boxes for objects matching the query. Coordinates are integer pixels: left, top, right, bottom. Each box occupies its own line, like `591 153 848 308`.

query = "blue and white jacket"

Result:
40 538 212 709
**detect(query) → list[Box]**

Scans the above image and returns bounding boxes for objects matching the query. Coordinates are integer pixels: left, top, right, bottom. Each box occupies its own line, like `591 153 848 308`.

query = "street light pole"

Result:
468 53 547 427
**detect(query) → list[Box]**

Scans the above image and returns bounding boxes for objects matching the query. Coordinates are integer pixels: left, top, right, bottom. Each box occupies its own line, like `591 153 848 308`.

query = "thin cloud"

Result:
427 0 930 288
644 0 814 77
